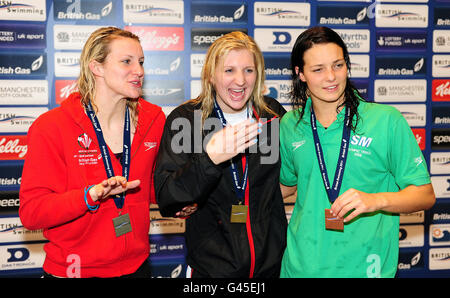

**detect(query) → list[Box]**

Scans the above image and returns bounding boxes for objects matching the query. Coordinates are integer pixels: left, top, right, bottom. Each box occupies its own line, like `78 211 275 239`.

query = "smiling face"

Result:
297 42 348 107
210 49 257 114
91 36 144 101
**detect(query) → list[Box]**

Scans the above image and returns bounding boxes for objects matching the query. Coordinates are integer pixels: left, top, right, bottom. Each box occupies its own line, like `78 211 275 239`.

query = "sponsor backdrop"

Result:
0 0 448 278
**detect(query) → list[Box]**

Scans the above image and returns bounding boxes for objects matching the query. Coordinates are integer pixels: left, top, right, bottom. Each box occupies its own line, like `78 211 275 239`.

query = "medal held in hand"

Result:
310 107 351 232
324 209 344 231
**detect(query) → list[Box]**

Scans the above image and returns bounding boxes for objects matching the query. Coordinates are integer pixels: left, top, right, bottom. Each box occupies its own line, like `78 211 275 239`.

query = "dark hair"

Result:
290 26 364 132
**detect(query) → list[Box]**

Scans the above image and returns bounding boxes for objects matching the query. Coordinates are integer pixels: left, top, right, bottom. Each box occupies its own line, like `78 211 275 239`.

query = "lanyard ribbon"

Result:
310 106 351 203
85 102 131 209
212 100 248 201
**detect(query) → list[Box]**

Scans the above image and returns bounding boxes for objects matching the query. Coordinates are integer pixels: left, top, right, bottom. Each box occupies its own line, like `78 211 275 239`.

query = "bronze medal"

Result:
325 209 344 231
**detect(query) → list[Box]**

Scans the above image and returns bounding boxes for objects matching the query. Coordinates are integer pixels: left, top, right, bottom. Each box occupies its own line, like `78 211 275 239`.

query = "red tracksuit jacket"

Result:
19 92 165 277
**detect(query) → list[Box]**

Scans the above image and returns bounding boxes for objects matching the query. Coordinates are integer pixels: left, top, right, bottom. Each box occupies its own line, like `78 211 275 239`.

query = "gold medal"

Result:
230 204 248 223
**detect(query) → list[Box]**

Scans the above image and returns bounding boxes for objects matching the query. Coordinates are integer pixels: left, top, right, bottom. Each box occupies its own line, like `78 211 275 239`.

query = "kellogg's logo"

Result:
411 128 425 151
124 26 183 51
432 79 450 102
0 135 27 160
55 80 77 105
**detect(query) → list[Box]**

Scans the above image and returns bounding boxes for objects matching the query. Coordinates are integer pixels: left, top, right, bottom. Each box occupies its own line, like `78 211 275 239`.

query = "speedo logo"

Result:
350 135 373 148
292 140 305 151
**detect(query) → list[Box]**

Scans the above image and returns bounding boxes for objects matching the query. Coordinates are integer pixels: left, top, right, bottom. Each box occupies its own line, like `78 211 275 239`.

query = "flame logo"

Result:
414 58 424 72
171 264 182 278
234 5 245 20
411 252 421 266
357 8 367 22
101 2 112 17
170 57 180 72
31 56 43 71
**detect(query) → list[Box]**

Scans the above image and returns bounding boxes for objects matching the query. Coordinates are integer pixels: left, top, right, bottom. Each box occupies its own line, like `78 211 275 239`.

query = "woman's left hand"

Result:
175 203 198 218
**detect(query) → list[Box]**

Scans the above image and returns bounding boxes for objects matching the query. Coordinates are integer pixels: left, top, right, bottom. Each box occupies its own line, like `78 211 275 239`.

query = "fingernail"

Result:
250 119 255 123
258 128 262 133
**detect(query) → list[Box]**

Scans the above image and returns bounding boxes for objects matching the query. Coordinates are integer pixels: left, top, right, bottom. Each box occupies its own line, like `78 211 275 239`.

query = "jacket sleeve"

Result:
154 108 223 217
19 117 93 230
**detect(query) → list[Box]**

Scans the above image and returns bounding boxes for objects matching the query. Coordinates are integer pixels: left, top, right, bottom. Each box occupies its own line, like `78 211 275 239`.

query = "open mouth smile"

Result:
229 88 245 100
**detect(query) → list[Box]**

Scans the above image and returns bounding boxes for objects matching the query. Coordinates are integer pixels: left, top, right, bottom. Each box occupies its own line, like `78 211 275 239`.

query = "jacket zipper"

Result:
242 156 255 278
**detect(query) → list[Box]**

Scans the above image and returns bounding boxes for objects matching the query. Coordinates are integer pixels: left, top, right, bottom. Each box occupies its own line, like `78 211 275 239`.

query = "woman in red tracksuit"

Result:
19 27 165 278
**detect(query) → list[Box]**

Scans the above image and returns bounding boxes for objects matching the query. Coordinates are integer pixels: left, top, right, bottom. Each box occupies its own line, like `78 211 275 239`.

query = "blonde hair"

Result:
77 26 141 123
190 31 276 122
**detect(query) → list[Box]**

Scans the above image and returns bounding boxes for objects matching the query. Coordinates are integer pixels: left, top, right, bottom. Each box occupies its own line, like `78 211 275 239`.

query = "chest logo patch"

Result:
292 140 306 151
77 133 92 150
349 135 373 158
145 141 157 151
75 133 98 166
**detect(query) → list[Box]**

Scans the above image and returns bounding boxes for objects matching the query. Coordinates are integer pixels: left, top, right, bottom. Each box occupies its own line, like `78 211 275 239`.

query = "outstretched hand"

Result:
89 176 141 202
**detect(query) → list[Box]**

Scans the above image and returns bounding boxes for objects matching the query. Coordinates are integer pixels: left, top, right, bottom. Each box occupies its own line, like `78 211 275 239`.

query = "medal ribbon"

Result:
212 100 249 201
310 106 351 203
85 101 131 209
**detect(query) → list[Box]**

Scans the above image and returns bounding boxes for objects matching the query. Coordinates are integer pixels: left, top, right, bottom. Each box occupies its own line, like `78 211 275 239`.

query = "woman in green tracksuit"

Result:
279 26 435 278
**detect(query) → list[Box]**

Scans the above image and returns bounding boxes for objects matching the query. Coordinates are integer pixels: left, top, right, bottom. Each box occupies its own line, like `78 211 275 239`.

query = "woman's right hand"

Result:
89 176 141 202
205 118 261 165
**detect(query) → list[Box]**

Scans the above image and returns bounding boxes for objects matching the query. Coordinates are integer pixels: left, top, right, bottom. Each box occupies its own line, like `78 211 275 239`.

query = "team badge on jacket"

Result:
75 133 99 166
77 133 92 150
